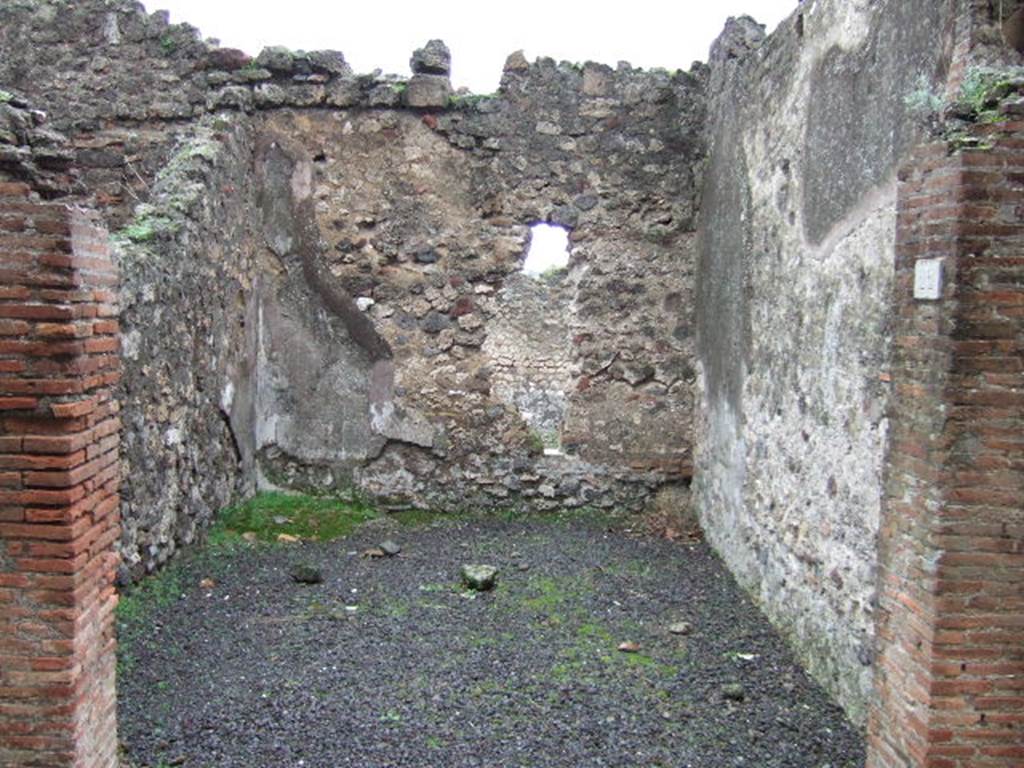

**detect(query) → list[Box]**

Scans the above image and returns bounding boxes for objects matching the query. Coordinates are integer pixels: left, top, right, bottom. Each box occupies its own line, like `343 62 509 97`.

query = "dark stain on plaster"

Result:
802 0 956 244
256 133 393 362
697 117 752 421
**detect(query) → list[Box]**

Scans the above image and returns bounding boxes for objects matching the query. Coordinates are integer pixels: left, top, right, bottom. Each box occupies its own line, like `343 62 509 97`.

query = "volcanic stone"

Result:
461 564 498 591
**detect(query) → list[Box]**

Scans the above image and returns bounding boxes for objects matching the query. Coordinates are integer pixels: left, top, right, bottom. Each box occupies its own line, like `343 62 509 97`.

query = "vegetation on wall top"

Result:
905 65 1024 150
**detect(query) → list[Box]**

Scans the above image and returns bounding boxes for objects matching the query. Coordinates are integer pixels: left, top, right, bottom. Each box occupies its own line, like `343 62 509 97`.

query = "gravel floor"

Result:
118 512 866 768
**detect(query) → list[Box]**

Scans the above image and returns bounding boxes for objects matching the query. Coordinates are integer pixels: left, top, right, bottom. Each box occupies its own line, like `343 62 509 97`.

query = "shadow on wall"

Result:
248 135 413 491
1005 2 1024 53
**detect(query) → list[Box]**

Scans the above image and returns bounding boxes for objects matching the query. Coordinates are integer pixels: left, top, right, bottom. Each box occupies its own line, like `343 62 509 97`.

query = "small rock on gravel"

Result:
289 564 323 584
722 683 746 701
668 621 693 635
461 564 498 591
379 540 402 556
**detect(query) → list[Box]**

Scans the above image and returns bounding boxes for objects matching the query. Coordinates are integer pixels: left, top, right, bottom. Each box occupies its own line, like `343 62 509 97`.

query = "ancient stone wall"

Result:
0 0 1021 761
0 0 705 572
0 0 376 227
695 0 964 722
254 55 702 512
114 118 260 578
484 270 574 445
456 57 702 477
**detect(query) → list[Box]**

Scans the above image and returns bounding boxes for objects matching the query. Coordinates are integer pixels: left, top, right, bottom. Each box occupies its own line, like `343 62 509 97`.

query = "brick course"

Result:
869 126 1024 768
0 185 120 768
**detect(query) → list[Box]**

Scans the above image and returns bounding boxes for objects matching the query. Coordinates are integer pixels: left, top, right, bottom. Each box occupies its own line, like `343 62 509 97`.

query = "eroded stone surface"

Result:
695 1 962 722
461 563 498 591
0 0 703 576
3 0 1012 738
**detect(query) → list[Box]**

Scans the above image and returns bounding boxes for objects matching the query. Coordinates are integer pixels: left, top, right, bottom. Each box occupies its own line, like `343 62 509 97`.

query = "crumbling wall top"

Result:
0 93 77 197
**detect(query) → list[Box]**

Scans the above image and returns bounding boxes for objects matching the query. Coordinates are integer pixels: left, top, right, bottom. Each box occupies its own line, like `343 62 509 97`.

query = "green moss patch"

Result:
212 491 379 542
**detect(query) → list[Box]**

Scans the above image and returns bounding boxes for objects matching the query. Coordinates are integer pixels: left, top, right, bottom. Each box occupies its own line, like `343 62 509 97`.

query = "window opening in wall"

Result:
478 222 574 458
523 223 570 455
522 223 570 278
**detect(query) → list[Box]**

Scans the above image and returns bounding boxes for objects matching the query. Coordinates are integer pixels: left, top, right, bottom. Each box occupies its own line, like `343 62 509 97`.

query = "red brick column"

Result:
0 182 120 768
869 126 1024 768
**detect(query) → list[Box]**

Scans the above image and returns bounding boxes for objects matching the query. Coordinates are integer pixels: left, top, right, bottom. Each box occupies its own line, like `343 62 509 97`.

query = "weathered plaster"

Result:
696 0 959 721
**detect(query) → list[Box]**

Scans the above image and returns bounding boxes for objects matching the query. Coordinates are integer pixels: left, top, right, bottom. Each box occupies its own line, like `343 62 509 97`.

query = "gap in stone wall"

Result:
521 222 570 278
484 222 576 456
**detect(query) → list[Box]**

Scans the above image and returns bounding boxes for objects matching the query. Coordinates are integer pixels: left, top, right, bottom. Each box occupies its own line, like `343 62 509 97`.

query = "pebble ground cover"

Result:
118 496 866 768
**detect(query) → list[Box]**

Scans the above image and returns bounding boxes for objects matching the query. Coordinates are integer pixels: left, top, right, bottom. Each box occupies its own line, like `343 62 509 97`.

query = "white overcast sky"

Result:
150 1 800 93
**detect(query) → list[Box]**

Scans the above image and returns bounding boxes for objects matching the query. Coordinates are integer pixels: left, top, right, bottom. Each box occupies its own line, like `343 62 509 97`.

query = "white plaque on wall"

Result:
913 258 943 301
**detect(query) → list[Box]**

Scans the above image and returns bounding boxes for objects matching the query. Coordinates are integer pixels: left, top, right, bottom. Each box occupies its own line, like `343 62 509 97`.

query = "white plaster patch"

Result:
103 12 121 45
220 381 235 414
122 329 141 361
370 401 394 433
291 158 313 202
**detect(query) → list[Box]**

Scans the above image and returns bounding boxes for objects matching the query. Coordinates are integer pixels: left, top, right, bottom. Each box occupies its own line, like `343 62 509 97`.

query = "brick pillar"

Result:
0 182 120 768
869 126 1024 767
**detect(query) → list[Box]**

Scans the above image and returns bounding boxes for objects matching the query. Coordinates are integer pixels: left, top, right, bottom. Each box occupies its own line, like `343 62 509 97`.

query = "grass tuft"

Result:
212 491 379 542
